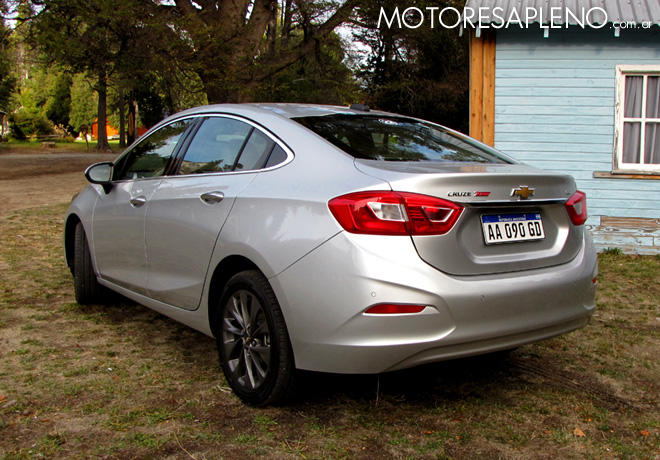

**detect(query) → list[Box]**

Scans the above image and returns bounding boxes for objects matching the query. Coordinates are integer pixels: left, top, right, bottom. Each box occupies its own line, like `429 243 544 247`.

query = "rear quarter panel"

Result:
206 120 391 280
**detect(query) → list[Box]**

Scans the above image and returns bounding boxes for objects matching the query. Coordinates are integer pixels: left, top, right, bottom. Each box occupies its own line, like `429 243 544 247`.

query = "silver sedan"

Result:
64 103 598 405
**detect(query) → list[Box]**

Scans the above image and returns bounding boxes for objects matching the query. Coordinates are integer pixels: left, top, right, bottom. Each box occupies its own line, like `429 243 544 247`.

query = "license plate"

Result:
481 213 545 245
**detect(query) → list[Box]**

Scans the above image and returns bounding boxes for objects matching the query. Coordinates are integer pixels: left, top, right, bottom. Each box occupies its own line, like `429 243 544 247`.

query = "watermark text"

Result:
377 6 625 30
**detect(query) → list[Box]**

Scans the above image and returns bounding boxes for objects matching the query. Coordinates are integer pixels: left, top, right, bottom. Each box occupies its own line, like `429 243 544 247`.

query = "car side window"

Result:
178 117 252 175
264 145 288 168
114 119 193 181
235 129 274 171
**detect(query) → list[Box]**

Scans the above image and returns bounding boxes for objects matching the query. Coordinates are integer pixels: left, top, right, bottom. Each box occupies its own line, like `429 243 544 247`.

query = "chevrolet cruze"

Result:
64 103 598 405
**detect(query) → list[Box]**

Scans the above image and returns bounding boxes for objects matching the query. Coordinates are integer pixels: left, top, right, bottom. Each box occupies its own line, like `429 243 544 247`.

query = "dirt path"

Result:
0 148 118 218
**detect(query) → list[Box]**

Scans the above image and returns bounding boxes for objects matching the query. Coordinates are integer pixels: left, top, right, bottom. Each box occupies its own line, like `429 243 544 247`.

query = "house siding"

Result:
493 26 660 253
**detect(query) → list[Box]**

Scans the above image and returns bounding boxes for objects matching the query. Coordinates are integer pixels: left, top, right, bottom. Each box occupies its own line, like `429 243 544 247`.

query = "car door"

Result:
144 115 277 310
91 118 195 294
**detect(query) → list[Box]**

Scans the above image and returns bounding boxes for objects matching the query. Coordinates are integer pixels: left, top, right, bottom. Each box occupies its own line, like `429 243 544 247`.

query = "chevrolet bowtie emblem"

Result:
512 186 535 200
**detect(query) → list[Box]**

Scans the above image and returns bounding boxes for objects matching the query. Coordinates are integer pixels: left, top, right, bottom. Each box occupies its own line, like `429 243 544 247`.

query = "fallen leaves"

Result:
574 427 587 437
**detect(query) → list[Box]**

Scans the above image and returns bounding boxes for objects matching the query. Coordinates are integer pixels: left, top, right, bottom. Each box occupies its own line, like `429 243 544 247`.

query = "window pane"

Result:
646 76 660 119
265 145 288 168
644 122 660 164
115 119 192 180
622 122 641 163
624 76 643 118
235 129 274 171
295 115 510 164
179 117 252 175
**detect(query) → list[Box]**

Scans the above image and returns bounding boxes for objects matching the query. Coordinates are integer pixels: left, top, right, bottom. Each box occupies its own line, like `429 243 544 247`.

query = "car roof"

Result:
247 103 393 119
169 103 395 121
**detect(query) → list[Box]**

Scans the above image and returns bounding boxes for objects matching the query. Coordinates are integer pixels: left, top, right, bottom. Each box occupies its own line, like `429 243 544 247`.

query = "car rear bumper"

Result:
271 231 597 374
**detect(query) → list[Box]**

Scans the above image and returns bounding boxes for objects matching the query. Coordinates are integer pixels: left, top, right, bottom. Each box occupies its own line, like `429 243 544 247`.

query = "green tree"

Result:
108 75 170 146
159 0 361 103
13 65 72 133
155 67 207 113
69 73 96 132
255 32 361 104
8 77 54 138
24 0 363 126
30 0 154 151
45 71 72 129
0 1 17 112
354 0 469 132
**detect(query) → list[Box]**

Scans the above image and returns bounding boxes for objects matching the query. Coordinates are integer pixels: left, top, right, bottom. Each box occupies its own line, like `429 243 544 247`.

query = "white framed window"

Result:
615 65 660 174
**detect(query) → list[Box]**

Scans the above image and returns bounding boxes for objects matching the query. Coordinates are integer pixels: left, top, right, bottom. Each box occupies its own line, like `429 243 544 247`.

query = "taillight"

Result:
328 191 463 236
565 190 587 226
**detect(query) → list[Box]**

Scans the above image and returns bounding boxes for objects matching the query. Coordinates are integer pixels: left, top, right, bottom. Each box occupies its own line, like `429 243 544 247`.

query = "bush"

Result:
8 110 54 140
8 116 27 140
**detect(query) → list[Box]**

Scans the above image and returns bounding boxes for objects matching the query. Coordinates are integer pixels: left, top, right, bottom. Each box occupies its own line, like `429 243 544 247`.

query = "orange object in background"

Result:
90 119 147 139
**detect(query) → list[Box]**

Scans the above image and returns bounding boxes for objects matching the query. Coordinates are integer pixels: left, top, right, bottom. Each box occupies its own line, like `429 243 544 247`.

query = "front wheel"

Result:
73 222 103 305
216 270 296 406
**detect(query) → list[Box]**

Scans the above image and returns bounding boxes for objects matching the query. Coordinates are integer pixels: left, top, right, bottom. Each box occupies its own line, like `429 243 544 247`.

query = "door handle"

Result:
201 191 225 204
130 196 147 207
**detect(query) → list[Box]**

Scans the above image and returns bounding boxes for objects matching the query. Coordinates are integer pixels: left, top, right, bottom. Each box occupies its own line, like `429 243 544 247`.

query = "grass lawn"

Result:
0 204 658 459
0 139 122 153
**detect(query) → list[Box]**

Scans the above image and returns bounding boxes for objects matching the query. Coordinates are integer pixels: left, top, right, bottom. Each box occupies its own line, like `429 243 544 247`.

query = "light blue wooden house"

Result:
466 0 660 253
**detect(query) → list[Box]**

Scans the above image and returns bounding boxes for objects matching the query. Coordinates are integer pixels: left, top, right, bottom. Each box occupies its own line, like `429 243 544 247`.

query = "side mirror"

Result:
85 162 114 193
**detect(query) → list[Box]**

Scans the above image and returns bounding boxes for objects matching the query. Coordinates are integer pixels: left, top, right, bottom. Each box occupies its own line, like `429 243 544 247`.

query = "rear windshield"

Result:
294 115 510 164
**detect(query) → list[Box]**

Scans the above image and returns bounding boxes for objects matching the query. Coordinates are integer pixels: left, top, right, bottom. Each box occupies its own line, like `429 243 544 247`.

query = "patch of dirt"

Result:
510 357 635 411
0 147 117 218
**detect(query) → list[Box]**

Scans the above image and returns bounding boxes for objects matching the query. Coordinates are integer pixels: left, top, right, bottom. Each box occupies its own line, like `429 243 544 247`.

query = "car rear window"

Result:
294 115 510 164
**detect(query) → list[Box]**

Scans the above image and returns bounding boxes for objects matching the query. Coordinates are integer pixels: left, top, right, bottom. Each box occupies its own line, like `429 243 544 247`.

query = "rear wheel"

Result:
217 270 296 406
73 222 103 305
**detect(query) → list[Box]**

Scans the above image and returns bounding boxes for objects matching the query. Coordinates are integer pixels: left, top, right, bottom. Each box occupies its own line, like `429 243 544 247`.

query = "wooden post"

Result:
469 28 496 146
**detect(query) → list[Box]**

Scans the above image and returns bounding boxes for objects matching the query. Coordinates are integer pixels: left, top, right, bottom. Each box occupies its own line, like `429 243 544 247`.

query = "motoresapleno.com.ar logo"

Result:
378 5 659 30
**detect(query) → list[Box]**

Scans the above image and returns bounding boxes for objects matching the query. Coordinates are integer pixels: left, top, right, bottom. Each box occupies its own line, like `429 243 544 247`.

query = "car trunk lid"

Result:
354 160 584 276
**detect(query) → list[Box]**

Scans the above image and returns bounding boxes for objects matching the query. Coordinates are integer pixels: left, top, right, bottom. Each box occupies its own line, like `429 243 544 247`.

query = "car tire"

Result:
217 270 296 406
73 222 103 305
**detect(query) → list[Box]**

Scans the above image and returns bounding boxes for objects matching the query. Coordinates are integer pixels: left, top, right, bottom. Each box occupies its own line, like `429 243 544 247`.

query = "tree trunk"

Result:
127 93 137 146
118 86 126 148
266 0 277 55
281 0 293 49
95 70 111 152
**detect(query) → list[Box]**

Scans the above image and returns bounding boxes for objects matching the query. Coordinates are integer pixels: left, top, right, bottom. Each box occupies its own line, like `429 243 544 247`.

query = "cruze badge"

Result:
447 191 491 197
512 186 535 200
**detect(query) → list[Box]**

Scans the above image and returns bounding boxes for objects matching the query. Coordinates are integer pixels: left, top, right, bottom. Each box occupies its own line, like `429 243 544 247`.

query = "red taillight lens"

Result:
364 303 427 314
565 190 588 226
328 191 463 236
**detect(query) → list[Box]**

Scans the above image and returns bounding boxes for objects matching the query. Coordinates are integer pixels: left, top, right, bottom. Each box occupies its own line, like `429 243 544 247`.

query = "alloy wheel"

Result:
221 289 272 390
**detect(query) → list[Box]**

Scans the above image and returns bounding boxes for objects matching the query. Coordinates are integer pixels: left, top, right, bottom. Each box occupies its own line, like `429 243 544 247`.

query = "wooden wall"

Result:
469 28 496 146
491 26 660 253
